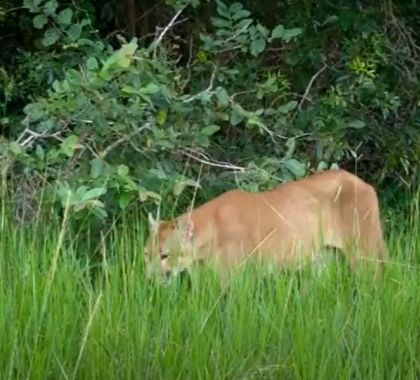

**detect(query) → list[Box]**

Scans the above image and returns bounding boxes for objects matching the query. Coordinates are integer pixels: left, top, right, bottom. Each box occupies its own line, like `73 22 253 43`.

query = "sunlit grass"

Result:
0 195 419 379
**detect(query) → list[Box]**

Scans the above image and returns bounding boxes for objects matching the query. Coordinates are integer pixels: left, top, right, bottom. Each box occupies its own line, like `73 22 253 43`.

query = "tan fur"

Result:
144 169 387 278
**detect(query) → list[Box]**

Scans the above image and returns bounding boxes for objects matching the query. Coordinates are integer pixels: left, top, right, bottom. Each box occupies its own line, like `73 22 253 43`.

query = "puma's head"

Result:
144 213 195 279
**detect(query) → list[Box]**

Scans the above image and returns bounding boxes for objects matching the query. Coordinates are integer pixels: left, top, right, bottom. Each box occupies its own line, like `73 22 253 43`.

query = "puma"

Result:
144 169 387 279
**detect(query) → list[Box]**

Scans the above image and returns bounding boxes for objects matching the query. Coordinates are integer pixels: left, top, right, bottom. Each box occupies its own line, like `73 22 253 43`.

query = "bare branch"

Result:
179 147 245 172
298 64 328 110
126 0 137 37
292 64 328 122
16 128 64 148
153 5 187 56
180 35 194 92
205 66 217 92
182 64 218 103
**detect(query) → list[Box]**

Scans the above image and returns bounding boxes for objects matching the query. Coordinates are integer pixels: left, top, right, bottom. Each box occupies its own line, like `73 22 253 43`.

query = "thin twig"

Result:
179 148 245 172
15 127 101 158
218 45 242 54
180 35 194 92
6 6 24 13
229 89 256 101
155 18 189 36
292 64 328 122
182 64 218 103
153 5 186 56
205 65 217 92
182 147 243 170
16 128 64 148
101 124 150 158
224 23 251 44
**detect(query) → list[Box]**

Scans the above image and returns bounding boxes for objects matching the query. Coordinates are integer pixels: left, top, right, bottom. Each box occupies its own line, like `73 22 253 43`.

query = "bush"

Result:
1 0 419 229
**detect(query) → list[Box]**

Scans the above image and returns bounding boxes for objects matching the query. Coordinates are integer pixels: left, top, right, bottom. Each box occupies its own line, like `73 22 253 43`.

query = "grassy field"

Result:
0 198 419 380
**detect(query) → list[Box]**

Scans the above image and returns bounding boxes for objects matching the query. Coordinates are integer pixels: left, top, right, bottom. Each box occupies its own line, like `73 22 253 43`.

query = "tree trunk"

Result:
126 0 136 37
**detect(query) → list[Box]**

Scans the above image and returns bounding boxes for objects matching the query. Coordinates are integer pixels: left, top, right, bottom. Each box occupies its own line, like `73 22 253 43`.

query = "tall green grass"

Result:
0 196 419 380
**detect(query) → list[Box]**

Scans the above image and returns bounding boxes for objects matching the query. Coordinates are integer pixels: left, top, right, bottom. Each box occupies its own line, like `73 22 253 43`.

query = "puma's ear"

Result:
148 212 159 232
177 218 194 240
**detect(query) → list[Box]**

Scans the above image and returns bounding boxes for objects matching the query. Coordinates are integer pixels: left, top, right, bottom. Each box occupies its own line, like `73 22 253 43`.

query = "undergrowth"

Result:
0 194 419 379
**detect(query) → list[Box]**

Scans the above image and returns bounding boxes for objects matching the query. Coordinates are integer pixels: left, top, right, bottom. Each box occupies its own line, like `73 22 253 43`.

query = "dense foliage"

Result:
1 0 419 225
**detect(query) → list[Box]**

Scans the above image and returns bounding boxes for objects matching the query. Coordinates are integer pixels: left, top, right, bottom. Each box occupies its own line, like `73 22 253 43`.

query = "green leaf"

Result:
173 181 186 196
281 27 303 42
33 14 48 29
91 205 107 219
119 192 133 209
236 18 253 30
250 38 266 56
117 164 129 176
94 115 108 130
67 23 82 41
75 185 88 199
173 178 201 197
230 109 244 125
201 125 220 136
285 137 296 158
121 85 138 94
272 25 302 42
317 161 329 171
321 15 339 27
347 119 366 129
215 86 230 106
256 23 269 38
122 176 139 192
57 8 73 26
232 9 251 21
43 0 58 16
81 187 107 201
211 17 231 29
149 168 167 180
271 24 285 39
86 57 98 71
60 134 80 157
138 189 161 202
42 28 60 46
229 2 244 13
283 158 306 178
23 0 41 12
156 109 168 126
66 69 82 85
116 40 138 68
139 83 160 95
57 185 73 205
39 119 54 131
216 0 229 18
35 145 45 159
23 103 44 121
90 158 106 178
9 142 23 156
277 100 298 114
